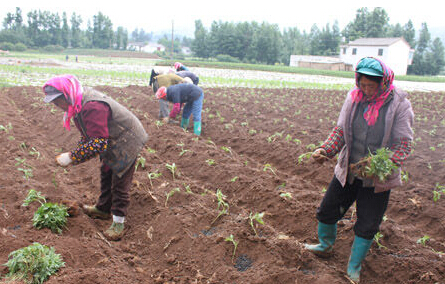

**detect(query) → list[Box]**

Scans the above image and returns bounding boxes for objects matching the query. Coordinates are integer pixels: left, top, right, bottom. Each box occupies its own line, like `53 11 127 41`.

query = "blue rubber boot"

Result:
193 121 201 136
347 235 373 283
180 118 189 129
304 221 337 257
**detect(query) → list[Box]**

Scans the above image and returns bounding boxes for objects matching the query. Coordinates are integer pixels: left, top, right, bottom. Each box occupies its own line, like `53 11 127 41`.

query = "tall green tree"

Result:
61 12 70 47
92 12 113 49
402 20 416 48
192 20 209 58
70 13 82 48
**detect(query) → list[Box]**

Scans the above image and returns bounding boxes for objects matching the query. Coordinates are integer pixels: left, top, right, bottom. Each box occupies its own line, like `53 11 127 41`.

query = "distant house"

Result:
340 37 414 75
127 42 165 53
289 55 352 71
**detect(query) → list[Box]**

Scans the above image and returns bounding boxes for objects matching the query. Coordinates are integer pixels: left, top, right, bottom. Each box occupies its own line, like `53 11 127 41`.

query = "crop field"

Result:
0 56 445 283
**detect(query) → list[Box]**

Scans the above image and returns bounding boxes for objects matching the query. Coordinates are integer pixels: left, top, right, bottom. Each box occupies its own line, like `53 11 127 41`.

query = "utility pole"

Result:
171 20 174 60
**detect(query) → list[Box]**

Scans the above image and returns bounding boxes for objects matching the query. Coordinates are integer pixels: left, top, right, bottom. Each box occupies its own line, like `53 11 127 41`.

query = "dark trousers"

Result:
96 162 135 217
316 176 390 240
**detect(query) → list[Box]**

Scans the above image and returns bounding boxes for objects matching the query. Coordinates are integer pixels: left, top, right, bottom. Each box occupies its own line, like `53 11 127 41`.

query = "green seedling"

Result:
29 147 41 159
225 234 238 262
33 203 69 234
285 134 292 142
249 129 257 135
321 187 327 193
155 120 163 128
306 143 317 151
382 215 388 222
280 192 292 199
263 164 276 175
15 157 27 166
401 170 409 182
165 187 180 207
432 190 441 202
297 152 312 164
146 147 156 154
19 142 27 151
221 146 232 154
165 163 178 180
0 122 12 133
206 159 216 166
22 189 46 206
3 242 65 284
417 235 430 246
230 176 239 182
18 168 33 180
184 184 193 194
179 147 190 156
373 232 387 249
135 156 146 170
249 212 265 236
147 171 162 188
211 189 229 224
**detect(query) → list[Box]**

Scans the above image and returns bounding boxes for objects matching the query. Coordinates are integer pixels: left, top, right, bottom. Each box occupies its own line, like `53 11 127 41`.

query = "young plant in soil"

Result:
3 242 65 284
135 155 146 171
147 171 162 188
297 152 312 164
165 187 180 207
417 235 430 246
280 192 292 200
206 159 216 166
22 189 46 206
165 163 178 180
373 232 387 249
249 212 265 236
211 189 229 224
225 234 239 262
263 164 276 175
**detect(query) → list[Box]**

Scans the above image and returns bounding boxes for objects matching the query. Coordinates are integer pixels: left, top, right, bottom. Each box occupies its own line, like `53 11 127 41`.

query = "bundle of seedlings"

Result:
22 189 69 234
350 148 398 181
3 242 65 284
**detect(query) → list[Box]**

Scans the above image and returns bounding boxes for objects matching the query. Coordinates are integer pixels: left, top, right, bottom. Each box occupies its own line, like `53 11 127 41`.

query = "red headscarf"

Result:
351 57 395 126
43 75 83 130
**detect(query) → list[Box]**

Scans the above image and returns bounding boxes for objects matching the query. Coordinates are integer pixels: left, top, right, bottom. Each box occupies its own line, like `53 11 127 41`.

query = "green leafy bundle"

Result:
4 242 65 284
32 203 69 234
364 148 398 181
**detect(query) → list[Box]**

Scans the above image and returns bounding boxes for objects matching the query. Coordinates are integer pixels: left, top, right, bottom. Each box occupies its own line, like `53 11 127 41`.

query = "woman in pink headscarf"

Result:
43 75 148 241
304 57 414 282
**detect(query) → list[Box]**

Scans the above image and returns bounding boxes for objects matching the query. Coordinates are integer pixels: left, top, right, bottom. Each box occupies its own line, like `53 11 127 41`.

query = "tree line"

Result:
1 7 444 75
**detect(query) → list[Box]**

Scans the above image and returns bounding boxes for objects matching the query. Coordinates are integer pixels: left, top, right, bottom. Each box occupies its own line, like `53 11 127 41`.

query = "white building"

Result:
340 37 414 75
289 55 352 71
127 42 165 53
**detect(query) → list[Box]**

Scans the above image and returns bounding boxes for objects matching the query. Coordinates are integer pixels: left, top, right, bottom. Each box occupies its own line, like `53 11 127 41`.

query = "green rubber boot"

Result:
104 222 125 241
304 221 337 257
347 235 373 283
193 121 201 136
180 118 189 129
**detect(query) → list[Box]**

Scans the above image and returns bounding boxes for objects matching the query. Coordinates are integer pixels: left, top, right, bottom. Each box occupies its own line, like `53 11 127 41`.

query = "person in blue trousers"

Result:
155 83 203 135
306 57 414 283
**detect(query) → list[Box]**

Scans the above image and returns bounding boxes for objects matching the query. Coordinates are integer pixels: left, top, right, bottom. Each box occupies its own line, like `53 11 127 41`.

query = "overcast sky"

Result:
1 1 444 37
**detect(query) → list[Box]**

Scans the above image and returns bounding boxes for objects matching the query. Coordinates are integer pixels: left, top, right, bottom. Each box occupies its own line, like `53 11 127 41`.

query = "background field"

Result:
0 53 444 284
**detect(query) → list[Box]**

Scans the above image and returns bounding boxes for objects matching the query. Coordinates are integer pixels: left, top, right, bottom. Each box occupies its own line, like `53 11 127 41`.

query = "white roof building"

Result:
127 42 165 53
340 37 414 75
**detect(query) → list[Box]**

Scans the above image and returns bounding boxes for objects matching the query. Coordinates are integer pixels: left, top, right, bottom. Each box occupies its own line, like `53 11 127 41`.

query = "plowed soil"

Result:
1 85 444 284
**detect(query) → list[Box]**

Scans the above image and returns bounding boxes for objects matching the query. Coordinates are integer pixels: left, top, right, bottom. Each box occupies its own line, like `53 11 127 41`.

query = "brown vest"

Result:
80 88 148 177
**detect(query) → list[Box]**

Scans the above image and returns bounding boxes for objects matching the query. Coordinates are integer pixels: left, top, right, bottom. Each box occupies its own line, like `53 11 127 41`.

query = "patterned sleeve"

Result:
320 126 345 158
70 137 108 164
390 137 412 166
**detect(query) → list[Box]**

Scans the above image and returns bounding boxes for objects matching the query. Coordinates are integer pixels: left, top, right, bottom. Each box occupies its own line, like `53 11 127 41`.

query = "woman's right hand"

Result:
312 148 328 164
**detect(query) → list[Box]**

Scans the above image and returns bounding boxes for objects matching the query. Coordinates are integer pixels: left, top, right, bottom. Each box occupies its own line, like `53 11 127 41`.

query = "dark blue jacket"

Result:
166 84 202 104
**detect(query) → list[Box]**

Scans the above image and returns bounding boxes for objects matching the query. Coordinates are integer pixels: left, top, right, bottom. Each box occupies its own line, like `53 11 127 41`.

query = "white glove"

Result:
56 152 73 167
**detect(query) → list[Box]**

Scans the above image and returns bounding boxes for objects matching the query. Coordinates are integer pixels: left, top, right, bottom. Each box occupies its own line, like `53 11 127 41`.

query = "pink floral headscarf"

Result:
43 75 83 130
351 57 395 126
